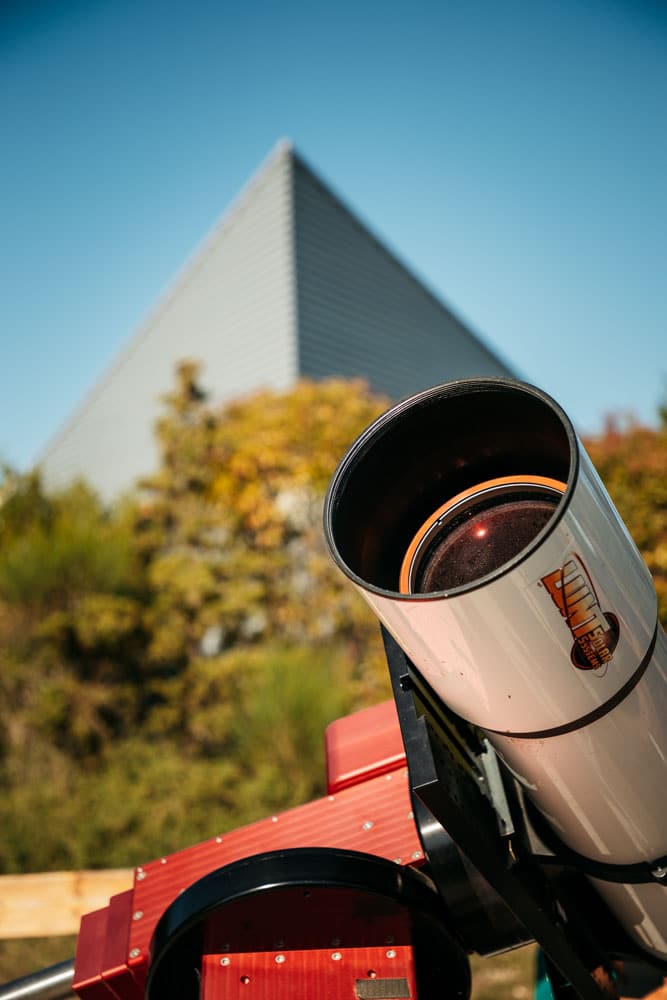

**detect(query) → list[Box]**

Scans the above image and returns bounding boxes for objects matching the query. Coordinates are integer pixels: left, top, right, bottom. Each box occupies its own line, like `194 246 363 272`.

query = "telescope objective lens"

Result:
400 476 566 594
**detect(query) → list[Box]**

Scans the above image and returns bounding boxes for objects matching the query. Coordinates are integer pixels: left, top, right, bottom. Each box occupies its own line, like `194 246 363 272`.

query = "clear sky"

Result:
1 0 665 471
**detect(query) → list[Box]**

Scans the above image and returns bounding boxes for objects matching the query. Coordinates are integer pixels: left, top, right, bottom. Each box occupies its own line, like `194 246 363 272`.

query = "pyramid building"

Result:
40 141 514 500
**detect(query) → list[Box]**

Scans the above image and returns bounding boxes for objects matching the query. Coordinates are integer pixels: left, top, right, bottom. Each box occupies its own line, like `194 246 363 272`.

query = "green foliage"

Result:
0 370 389 882
583 413 667 625
0 478 133 606
135 364 389 700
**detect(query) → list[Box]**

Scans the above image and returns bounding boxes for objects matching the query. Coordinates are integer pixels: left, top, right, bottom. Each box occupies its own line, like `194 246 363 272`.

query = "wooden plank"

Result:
0 869 133 939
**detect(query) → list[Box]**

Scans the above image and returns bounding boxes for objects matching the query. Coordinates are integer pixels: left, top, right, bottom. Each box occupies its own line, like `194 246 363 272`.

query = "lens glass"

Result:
410 490 560 594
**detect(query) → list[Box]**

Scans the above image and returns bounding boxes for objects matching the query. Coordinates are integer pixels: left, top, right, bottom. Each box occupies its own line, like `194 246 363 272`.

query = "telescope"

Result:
2 377 665 1000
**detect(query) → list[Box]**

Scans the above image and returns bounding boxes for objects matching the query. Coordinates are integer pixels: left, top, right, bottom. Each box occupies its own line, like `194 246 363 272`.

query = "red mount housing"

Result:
72 701 431 999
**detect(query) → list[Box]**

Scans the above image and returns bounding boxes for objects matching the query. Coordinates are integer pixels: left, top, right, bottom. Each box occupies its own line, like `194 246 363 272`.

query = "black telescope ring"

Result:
146 847 471 1000
482 620 658 740
523 794 667 887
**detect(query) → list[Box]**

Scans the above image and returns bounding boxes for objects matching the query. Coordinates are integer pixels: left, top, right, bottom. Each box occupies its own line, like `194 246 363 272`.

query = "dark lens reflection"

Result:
414 497 558 593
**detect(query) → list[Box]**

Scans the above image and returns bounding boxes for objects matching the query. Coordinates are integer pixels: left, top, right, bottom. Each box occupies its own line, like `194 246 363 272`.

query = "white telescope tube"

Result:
324 377 667 959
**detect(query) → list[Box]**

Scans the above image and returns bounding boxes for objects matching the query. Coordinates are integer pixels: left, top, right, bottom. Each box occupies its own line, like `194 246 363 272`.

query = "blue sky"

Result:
1 0 665 470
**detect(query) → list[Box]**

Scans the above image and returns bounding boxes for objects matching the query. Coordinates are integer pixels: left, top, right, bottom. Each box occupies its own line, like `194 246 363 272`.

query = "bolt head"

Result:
132 910 143 921
386 949 397 959
220 957 231 966
129 948 141 960
275 954 286 964
331 952 342 961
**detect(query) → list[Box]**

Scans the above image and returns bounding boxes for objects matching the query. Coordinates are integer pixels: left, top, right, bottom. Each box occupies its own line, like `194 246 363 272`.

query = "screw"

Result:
386 949 396 959
275 954 285 964
132 910 143 921
332 952 342 961
362 820 374 831
652 865 667 880
393 858 402 864
220 957 231 967
412 851 422 859
129 948 141 960
271 816 278 823
160 858 167 865
136 870 146 881
216 836 223 843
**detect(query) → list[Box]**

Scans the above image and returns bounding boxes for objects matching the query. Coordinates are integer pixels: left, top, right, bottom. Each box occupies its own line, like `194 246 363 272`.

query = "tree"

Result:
134 363 392 755
584 413 667 625
0 370 392 872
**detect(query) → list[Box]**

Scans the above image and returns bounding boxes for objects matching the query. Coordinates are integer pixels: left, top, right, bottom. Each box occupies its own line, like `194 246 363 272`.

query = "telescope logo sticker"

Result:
541 554 620 671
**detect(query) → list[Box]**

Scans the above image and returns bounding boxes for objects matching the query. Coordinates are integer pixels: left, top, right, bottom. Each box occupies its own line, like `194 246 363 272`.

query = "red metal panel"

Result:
325 701 406 794
127 768 421 974
73 906 116 999
200 946 416 999
100 891 142 1000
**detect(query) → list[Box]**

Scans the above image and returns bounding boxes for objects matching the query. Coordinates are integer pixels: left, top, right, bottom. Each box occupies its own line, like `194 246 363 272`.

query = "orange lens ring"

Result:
398 475 566 594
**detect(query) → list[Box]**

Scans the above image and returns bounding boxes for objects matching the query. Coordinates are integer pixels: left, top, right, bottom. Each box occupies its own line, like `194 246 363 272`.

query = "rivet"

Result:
160 857 167 865
275 954 286 964
386 949 396 959
129 948 141 960
271 816 278 823
220 957 231 966
331 952 342 961
412 851 422 859
136 870 146 881
362 820 374 831
216 836 223 843
132 910 143 921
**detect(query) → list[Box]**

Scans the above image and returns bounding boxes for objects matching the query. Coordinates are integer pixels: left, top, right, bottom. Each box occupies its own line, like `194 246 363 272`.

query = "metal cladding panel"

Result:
40 143 298 500
293 155 515 397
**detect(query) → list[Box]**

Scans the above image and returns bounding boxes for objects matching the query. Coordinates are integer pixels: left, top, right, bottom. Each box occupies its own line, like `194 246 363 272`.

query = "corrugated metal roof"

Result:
39 141 515 499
